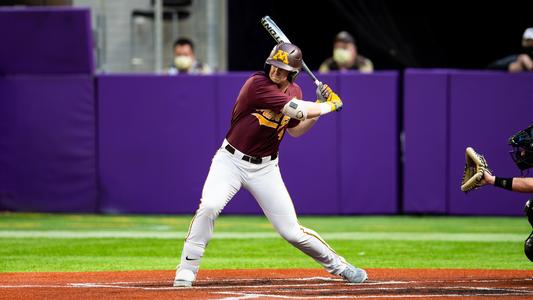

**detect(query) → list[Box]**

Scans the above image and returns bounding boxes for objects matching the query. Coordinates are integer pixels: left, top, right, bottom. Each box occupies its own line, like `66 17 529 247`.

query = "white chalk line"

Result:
6 277 527 288
1 277 531 288
1 277 532 293
214 291 533 299
1 283 530 300
212 283 533 299
0 285 69 289
0 230 525 242
255 286 533 293
68 282 342 290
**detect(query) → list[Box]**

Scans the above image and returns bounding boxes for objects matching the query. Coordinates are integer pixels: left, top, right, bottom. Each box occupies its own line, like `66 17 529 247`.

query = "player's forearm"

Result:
287 117 318 137
306 103 322 118
508 61 524 73
282 99 340 120
307 101 339 118
490 176 533 193
508 177 533 192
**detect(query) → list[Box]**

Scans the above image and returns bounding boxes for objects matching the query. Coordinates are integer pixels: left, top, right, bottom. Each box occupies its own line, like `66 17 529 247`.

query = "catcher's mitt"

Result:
461 147 490 193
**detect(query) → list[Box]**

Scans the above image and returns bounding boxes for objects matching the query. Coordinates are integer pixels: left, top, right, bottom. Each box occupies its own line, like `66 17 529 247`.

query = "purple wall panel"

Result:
339 72 399 214
97 75 217 214
448 72 533 215
0 8 94 74
281 73 340 214
214 72 254 143
403 70 448 213
214 72 262 214
0 76 97 212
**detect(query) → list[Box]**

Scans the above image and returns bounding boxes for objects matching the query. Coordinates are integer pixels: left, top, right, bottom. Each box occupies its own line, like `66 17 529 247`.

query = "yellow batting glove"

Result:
326 91 343 112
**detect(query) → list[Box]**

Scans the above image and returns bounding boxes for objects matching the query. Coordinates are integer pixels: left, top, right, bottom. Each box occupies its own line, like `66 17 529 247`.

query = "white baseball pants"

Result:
178 140 347 275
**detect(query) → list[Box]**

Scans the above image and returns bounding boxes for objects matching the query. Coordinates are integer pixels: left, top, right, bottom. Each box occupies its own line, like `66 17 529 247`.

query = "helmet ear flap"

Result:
288 70 299 82
264 63 270 75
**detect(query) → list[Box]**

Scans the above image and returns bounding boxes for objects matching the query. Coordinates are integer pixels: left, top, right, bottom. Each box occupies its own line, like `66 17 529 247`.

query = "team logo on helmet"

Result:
272 50 289 64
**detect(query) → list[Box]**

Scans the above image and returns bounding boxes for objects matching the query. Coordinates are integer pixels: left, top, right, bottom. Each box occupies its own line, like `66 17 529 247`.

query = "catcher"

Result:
461 124 533 261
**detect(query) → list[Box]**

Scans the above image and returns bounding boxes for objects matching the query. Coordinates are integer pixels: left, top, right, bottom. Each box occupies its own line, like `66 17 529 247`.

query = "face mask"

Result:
174 55 193 70
333 48 352 65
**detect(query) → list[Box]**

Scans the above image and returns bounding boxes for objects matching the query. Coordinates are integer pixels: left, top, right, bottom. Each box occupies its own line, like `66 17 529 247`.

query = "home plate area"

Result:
1 269 532 299
183 277 533 299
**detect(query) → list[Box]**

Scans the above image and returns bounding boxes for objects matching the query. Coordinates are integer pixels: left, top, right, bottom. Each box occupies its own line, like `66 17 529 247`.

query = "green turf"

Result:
0 213 531 272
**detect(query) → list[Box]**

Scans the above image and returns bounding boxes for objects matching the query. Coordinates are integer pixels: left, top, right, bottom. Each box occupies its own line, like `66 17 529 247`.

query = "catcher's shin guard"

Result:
525 199 533 228
525 232 533 262
523 200 533 262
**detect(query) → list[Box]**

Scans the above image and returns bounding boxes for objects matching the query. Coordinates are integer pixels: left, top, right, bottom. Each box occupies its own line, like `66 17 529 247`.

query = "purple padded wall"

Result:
448 72 533 215
281 73 341 214
0 76 97 212
97 75 217 214
338 72 399 214
403 70 448 213
0 8 94 74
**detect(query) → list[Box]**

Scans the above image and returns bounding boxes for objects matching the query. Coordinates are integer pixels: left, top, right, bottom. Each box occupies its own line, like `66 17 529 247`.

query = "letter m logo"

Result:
272 50 289 64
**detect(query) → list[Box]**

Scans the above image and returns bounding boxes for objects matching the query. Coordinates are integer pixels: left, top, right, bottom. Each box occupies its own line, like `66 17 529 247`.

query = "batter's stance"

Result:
174 43 367 287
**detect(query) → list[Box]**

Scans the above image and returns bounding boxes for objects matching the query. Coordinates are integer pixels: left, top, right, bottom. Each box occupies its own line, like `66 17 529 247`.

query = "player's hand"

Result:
480 169 494 186
326 89 343 111
518 54 533 71
315 82 331 103
510 54 533 72
326 92 343 112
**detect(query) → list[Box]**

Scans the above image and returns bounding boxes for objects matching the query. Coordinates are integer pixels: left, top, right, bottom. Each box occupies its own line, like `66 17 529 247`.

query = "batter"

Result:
174 43 367 287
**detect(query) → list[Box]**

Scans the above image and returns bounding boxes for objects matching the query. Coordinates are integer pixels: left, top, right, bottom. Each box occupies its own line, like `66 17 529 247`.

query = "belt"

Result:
224 144 278 164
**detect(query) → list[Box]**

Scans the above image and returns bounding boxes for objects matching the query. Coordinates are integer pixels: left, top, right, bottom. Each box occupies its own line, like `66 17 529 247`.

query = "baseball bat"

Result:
260 16 321 87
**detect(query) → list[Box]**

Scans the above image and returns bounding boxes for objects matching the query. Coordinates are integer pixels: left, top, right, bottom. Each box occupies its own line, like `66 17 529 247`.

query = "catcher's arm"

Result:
482 172 533 193
464 148 533 193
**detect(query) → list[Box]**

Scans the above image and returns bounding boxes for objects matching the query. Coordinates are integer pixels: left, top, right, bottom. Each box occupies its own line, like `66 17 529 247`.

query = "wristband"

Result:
494 177 513 191
319 102 333 115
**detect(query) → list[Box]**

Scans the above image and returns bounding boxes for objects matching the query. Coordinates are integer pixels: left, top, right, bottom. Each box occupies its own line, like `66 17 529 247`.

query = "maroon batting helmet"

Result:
265 43 302 82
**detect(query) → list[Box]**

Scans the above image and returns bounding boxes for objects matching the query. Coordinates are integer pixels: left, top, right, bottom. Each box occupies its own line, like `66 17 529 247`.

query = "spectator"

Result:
319 31 373 73
487 27 533 72
168 38 211 75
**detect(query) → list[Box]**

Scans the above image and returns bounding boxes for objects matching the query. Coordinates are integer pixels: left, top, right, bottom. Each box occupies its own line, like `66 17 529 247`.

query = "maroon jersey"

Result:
226 72 301 157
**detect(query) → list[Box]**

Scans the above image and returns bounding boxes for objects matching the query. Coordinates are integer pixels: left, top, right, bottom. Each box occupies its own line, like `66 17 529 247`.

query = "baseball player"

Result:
463 125 533 261
173 42 367 287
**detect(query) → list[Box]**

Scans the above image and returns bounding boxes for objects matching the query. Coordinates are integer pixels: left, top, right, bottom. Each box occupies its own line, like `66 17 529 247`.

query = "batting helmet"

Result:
509 125 533 172
265 43 303 82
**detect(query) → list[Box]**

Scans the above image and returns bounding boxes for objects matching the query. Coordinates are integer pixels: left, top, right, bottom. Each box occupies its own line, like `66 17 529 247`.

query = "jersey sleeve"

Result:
287 83 303 128
250 75 292 113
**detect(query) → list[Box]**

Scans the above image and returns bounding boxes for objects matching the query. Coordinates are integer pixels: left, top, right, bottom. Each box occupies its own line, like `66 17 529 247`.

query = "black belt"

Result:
224 144 277 164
